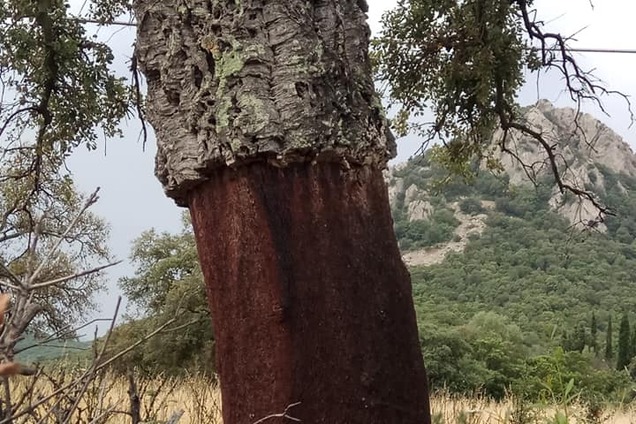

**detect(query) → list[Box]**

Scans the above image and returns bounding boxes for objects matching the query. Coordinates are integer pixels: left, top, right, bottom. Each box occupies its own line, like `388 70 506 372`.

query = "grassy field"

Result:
428 393 630 424
6 373 636 423
6 373 223 423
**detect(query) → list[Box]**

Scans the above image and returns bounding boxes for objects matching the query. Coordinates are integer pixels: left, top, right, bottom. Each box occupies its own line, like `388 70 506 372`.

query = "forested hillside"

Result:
388 153 636 395
385 102 636 400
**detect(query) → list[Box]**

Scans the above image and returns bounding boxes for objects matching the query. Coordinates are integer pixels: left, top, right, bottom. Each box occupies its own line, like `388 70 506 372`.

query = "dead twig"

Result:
252 402 302 424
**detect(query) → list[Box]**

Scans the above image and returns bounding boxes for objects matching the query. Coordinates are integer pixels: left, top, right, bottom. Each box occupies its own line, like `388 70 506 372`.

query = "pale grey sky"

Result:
67 1 636 331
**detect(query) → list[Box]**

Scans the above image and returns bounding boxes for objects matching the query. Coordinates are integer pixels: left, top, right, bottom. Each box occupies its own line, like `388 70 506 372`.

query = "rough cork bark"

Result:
134 0 394 205
134 0 430 422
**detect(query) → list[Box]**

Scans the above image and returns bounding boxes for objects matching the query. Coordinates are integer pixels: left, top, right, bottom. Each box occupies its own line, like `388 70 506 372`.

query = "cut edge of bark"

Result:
167 153 391 207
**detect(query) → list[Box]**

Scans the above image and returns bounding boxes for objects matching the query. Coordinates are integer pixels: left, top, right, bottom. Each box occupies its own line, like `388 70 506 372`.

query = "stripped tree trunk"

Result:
134 1 431 423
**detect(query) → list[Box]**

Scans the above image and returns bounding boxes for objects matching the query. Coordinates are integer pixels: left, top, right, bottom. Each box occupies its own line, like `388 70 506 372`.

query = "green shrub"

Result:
459 197 485 215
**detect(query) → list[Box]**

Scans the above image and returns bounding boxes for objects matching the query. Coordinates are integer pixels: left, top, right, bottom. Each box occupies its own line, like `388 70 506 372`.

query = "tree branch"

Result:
29 261 121 290
251 402 302 424
27 188 100 286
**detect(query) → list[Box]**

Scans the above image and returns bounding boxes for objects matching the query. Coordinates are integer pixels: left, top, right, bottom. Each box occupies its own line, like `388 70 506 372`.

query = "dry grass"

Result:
6 373 636 423
7 372 223 423
430 392 636 424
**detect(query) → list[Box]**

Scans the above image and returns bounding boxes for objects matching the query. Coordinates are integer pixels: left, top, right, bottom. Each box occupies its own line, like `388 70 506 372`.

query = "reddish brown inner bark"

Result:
189 162 430 424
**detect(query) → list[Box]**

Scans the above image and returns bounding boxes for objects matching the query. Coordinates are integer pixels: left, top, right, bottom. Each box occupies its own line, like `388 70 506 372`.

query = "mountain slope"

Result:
494 100 636 184
385 105 636 398
492 100 636 227
15 334 91 363
388 100 636 267
388 99 636 331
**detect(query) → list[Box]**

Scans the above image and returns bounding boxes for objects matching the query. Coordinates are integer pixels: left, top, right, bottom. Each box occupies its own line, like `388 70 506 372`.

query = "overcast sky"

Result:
67 0 636 331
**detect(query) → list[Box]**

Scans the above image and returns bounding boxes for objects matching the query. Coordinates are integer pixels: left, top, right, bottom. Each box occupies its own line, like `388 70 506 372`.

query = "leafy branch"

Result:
373 0 633 221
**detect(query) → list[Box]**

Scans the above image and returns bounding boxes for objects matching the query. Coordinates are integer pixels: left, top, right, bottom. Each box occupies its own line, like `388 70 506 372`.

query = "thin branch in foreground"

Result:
28 187 101 286
29 260 121 290
0 305 187 423
252 402 302 424
166 410 185 424
60 296 123 424
15 317 114 353
73 18 136 27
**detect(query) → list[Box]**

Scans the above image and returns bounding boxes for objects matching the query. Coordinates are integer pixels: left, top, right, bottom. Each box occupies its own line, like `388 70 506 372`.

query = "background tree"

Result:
560 330 572 352
0 0 132 338
590 312 598 355
616 313 631 370
133 1 430 423
0 156 111 337
571 322 587 354
0 0 134 340
606 315 614 362
110 215 213 376
0 1 133 419
459 312 526 399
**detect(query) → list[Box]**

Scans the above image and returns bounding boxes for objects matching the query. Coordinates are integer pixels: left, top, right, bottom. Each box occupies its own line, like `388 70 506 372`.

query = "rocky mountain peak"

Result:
494 100 636 182
386 101 636 266
490 100 636 226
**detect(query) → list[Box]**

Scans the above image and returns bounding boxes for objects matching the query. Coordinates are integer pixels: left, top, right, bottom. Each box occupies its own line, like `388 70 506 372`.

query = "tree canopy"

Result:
373 0 630 213
110 215 213 376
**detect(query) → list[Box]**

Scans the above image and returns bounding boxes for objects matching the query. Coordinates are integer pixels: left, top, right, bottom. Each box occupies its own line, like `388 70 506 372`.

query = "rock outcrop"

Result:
386 100 636 266
491 100 636 227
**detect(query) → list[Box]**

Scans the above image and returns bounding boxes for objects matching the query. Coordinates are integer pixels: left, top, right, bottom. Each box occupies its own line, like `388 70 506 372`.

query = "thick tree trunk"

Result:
189 162 429 423
133 0 395 204
134 0 431 422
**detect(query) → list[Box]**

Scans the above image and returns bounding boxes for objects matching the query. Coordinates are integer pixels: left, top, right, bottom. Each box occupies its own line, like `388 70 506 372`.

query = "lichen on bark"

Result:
134 0 395 205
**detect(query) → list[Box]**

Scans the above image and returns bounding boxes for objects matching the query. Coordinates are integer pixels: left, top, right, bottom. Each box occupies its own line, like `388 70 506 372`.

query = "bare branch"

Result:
28 187 100 286
0 263 21 290
60 297 123 424
516 0 634 124
0 232 21 244
29 261 121 290
252 402 302 424
0 107 38 139
73 17 137 27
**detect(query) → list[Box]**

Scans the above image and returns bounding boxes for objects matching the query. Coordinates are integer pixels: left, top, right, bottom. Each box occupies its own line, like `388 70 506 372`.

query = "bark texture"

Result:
134 0 394 205
135 1 431 422
189 162 430 423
